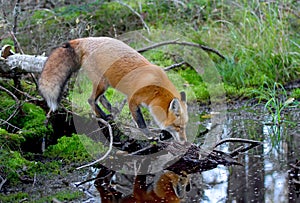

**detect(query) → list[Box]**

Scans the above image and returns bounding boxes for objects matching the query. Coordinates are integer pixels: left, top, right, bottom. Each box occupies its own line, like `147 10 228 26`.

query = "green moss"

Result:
0 190 83 203
45 134 107 164
0 90 52 148
0 192 29 203
33 190 84 203
0 128 25 150
0 149 59 185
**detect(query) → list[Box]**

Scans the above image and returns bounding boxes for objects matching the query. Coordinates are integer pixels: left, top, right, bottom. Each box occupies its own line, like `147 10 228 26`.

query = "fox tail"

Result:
38 42 80 111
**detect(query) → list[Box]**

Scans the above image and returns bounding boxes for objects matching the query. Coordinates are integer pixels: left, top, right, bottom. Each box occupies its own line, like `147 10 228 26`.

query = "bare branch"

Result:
117 1 150 34
76 118 113 170
0 85 21 125
137 39 226 60
164 61 186 71
0 176 7 191
12 0 21 53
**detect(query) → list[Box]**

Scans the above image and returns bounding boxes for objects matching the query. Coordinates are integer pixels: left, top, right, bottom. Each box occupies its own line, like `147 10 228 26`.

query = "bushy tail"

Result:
38 42 80 111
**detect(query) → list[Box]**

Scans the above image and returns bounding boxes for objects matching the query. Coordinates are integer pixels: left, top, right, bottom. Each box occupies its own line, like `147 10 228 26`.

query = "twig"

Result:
117 1 150 34
137 39 226 60
137 39 180 52
52 198 63 203
0 118 22 131
19 198 29 203
7 83 41 102
10 31 23 55
75 177 99 187
214 138 262 147
0 85 21 125
164 61 186 71
214 138 262 157
12 0 22 54
9 32 39 88
76 118 113 170
0 85 19 104
0 176 7 191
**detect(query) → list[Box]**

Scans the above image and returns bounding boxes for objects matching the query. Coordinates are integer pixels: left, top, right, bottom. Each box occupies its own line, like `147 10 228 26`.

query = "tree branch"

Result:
117 1 150 34
0 54 47 73
137 39 226 60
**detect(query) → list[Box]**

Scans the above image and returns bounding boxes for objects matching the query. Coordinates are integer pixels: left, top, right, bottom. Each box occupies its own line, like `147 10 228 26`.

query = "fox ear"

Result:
180 91 186 102
169 98 181 117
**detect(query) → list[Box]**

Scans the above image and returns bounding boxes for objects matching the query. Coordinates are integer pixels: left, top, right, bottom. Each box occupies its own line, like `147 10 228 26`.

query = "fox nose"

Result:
175 130 187 142
180 132 187 142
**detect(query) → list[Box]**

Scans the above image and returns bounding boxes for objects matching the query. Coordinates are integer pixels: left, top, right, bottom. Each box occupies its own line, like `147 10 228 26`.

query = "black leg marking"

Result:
99 95 113 112
88 98 112 120
136 107 147 129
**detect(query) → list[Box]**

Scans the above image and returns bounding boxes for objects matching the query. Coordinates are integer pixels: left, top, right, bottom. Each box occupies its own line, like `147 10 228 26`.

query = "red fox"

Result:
124 171 191 203
38 37 188 141
95 170 191 203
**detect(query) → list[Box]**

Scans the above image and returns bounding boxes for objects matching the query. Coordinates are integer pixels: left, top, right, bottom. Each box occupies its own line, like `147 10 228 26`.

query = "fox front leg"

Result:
129 103 154 139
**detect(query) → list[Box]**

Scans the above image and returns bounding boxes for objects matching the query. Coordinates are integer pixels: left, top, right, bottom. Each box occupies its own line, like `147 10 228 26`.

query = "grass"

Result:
0 0 299 199
189 1 298 86
0 190 84 203
253 82 299 145
8 0 298 101
254 82 299 124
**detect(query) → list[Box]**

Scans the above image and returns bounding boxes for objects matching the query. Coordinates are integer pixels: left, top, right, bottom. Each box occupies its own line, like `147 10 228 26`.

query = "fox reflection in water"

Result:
95 170 191 203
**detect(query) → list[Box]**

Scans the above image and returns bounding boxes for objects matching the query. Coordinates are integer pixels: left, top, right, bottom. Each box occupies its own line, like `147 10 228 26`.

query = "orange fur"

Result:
38 37 188 141
96 171 190 203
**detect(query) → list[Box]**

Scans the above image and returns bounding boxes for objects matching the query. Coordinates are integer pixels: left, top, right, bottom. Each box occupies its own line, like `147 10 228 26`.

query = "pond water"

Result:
76 103 299 203
186 103 300 203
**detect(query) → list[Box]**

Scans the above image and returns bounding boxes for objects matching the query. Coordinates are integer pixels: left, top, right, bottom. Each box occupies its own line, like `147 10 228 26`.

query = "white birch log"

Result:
0 54 47 73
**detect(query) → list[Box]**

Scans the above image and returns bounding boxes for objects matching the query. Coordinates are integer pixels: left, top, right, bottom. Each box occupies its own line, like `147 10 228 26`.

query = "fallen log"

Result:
75 116 261 175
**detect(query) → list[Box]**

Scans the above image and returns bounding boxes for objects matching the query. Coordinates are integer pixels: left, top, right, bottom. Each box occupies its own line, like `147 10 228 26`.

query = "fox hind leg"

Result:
88 80 113 120
99 95 119 116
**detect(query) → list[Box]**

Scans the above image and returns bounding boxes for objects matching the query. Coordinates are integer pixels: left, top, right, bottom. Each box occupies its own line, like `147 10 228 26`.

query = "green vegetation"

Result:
0 190 83 203
254 82 298 125
0 0 299 201
253 82 299 145
0 192 29 203
33 190 84 203
14 0 298 101
0 128 60 185
45 133 107 164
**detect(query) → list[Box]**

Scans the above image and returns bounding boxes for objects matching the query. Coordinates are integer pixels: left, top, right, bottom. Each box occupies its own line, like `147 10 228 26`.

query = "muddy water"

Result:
186 104 300 203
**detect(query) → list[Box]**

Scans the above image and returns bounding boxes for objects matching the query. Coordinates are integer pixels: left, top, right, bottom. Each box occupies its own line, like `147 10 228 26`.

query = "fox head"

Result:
155 171 191 200
165 91 188 142
151 91 188 142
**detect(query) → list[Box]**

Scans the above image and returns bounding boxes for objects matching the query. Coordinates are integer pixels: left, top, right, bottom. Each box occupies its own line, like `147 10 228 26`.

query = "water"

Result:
187 104 300 203
77 103 300 203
